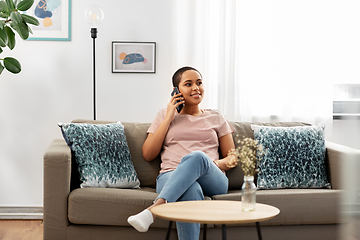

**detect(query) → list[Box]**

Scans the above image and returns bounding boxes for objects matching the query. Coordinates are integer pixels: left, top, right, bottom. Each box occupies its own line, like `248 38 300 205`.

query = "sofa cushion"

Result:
68 120 314 190
68 187 206 229
211 189 341 226
72 120 162 188
59 122 140 188
252 125 330 189
227 122 312 190
122 122 162 188
68 188 162 226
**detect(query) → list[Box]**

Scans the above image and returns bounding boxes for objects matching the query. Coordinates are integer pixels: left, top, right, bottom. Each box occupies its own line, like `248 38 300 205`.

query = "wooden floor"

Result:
0 220 43 240
0 219 359 240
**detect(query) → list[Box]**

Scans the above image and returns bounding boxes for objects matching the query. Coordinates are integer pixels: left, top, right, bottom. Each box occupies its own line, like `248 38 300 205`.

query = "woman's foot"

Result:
127 209 154 232
127 198 166 232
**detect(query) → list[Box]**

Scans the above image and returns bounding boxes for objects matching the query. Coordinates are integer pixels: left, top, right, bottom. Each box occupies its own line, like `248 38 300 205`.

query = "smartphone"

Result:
171 86 184 113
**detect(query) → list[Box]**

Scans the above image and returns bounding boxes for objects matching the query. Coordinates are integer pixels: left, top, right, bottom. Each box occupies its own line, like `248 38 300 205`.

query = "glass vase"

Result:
241 175 257 211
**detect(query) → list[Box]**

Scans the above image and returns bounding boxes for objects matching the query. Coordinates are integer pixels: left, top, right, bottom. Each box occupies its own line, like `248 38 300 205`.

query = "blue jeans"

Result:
156 151 229 240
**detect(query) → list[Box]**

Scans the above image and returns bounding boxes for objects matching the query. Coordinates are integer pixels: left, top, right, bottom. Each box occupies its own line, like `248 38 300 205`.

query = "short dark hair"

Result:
172 66 202 87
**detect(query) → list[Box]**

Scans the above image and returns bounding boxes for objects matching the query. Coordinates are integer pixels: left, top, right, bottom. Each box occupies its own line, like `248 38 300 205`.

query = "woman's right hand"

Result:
142 92 184 162
165 92 184 121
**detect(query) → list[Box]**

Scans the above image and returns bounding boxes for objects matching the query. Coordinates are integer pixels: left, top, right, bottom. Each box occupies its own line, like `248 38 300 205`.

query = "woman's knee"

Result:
182 150 211 164
178 182 204 201
190 150 208 159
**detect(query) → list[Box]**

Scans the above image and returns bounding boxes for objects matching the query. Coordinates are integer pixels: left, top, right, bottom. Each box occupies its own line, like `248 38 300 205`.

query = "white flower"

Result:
227 137 267 176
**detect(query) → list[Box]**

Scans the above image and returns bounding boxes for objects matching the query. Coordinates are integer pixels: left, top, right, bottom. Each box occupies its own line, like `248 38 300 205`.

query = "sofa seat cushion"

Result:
211 189 341 226
68 187 214 229
68 187 166 227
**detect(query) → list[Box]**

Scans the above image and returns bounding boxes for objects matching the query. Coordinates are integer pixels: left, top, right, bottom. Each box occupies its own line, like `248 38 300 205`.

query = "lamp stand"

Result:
91 28 97 120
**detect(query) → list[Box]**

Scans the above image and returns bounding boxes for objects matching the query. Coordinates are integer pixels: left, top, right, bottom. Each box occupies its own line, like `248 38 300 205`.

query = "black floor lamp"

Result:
85 5 104 120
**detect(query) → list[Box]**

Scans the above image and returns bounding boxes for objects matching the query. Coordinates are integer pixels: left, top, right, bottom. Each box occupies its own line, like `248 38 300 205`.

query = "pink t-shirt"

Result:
147 109 235 174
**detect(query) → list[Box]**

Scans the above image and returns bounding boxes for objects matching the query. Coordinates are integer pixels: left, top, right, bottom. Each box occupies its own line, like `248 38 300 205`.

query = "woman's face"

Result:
178 70 204 106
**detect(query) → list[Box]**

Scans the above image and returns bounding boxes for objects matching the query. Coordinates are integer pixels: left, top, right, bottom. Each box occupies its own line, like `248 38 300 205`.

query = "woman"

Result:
128 66 237 240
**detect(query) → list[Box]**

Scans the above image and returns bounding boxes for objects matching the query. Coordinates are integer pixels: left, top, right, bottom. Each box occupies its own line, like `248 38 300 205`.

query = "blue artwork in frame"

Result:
25 0 72 41
112 42 156 73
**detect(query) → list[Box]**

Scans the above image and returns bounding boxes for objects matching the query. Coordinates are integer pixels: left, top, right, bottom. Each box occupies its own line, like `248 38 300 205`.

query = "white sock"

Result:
127 209 154 232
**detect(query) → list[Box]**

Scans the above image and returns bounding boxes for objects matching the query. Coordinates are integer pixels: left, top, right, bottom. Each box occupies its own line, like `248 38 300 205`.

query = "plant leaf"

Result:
0 62 4 75
17 0 33 11
6 0 16 12
9 20 28 39
4 57 21 74
10 11 22 23
5 26 15 49
0 27 8 47
21 13 39 26
0 21 5 29
0 46 3 54
0 1 9 14
0 12 8 18
27 24 32 34
18 21 29 39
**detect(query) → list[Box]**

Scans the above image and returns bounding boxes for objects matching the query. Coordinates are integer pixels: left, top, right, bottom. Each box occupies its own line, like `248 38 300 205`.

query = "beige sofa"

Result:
43 120 346 240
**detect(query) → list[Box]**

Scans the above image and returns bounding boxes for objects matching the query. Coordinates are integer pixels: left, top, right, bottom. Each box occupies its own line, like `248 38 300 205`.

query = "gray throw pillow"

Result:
59 122 140 188
252 124 330 189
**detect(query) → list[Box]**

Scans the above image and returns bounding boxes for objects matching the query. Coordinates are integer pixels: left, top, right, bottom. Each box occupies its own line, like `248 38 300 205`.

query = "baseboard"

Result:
0 207 43 220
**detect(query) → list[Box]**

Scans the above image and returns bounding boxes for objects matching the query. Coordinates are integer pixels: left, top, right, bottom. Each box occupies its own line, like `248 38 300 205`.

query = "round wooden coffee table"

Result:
150 200 280 240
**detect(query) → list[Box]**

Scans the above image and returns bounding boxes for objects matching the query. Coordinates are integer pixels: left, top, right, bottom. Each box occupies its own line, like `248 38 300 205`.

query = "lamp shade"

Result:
85 5 104 28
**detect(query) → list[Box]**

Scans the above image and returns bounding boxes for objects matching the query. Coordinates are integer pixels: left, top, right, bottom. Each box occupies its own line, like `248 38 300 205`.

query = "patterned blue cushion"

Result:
252 125 330 189
59 122 140 188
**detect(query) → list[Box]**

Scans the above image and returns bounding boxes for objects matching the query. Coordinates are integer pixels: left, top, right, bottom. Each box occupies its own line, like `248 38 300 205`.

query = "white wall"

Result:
0 0 174 207
1 0 360 208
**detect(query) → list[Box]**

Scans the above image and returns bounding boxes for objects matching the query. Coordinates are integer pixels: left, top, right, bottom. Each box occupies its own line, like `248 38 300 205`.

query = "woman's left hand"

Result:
217 133 237 171
214 154 237 171
225 154 238 168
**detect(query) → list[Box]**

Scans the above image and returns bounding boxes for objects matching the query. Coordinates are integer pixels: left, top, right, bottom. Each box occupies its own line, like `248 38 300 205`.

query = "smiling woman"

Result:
128 66 237 239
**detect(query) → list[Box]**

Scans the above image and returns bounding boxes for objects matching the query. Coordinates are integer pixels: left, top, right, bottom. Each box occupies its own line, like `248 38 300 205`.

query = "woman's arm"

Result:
142 119 171 162
142 92 184 162
214 133 237 171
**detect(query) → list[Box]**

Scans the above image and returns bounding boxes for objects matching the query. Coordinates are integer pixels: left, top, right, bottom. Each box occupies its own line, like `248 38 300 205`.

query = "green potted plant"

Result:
0 0 39 75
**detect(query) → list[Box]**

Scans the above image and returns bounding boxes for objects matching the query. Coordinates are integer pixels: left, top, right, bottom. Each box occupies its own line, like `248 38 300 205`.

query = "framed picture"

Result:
112 42 156 73
25 0 72 41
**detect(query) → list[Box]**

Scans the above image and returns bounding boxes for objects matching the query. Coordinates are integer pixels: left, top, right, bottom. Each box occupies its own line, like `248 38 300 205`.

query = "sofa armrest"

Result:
43 139 72 240
326 141 360 190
